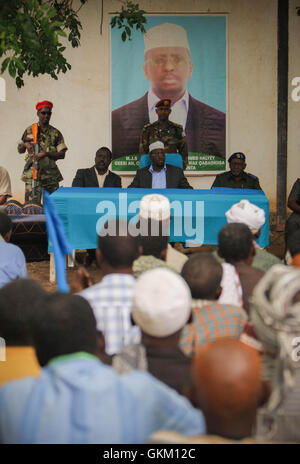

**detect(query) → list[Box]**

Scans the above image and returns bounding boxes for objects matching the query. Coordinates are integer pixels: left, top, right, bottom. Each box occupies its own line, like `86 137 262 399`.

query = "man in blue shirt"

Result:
0 292 205 444
128 141 192 189
0 212 27 289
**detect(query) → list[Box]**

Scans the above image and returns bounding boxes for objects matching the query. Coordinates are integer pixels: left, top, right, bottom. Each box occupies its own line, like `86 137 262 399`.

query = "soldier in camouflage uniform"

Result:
17 100 68 203
139 99 188 170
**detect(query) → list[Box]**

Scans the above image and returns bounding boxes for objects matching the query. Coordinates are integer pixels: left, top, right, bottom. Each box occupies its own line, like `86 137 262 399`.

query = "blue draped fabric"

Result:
44 191 73 293
50 187 269 250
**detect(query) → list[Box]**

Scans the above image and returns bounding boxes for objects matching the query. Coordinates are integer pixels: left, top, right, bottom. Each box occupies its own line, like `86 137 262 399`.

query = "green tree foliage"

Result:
0 0 88 88
110 1 146 42
0 0 147 88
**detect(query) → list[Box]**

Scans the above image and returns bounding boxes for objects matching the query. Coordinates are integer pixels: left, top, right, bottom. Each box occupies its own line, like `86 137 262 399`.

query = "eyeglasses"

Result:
148 56 187 67
40 111 52 115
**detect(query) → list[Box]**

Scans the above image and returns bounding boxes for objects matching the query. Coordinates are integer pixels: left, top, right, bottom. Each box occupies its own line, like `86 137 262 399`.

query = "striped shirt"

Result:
180 300 247 356
80 274 141 355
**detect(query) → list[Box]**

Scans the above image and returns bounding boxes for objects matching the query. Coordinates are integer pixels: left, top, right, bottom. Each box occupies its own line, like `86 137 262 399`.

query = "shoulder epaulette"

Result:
247 172 258 180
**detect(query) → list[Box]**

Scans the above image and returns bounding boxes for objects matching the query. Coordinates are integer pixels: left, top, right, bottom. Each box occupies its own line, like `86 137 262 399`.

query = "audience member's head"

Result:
226 199 265 240
181 252 223 300
0 279 46 346
132 268 191 342
218 223 254 264
0 212 12 241
97 219 140 271
191 339 267 439
138 194 170 259
250 264 300 411
32 293 98 367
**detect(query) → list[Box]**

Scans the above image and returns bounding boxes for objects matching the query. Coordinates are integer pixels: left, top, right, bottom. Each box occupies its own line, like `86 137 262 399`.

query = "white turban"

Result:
225 199 265 233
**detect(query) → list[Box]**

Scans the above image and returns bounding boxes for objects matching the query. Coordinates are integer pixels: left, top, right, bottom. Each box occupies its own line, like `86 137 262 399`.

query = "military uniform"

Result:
139 120 188 167
18 124 67 203
211 171 261 190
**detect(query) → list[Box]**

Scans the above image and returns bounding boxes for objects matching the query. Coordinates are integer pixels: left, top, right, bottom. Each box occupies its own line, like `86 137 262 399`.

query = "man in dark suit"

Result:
128 141 192 189
72 147 121 266
112 23 225 165
72 147 122 188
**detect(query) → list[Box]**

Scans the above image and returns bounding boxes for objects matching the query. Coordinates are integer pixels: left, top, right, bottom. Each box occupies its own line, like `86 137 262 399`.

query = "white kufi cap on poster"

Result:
139 194 170 221
132 268 192 337
144 23 190 54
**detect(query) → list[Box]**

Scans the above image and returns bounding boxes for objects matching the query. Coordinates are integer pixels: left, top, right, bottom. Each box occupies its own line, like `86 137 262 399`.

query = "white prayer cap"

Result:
225 199 265 233
144 23 190 54
132 268 192 337
139 194 170 221
149 141 165 153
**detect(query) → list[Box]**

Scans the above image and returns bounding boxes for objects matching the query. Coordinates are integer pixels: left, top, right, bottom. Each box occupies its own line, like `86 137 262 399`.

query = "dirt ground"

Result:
27 227 286 293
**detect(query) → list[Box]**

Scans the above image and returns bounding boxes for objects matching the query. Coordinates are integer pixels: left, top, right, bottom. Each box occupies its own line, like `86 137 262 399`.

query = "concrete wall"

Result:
0 0 294 211
288 0 300 199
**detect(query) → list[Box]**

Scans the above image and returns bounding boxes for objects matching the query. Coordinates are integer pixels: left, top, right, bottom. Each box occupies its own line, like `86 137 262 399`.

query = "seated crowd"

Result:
0 144 300 444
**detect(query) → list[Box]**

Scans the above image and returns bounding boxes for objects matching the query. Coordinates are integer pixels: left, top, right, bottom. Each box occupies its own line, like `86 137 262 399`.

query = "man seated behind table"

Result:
128 141 192 189
72 147 122 188
211 152 262 190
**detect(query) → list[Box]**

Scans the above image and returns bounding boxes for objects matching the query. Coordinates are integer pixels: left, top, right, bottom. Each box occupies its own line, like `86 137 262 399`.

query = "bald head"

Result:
192 339 263 439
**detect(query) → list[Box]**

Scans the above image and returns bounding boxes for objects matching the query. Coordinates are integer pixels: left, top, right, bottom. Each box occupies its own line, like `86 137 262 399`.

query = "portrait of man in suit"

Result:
72 147 122 188
112 18 226 172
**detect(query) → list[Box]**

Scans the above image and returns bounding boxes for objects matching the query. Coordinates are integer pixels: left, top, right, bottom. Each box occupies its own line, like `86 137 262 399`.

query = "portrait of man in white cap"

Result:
112 19 226 170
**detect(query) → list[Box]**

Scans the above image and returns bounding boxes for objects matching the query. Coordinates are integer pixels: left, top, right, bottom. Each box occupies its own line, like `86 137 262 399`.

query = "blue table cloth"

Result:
50 187 269 249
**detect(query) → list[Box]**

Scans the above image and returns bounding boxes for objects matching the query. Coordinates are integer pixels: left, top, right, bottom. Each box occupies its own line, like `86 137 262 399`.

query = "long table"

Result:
51 187 269 249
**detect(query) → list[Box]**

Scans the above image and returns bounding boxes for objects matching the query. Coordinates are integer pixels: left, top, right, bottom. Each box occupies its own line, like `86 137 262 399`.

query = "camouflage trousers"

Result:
25 181 59 204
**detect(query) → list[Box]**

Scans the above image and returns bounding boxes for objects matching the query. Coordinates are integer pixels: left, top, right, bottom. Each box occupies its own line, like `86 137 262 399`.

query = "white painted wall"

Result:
0 0 294 211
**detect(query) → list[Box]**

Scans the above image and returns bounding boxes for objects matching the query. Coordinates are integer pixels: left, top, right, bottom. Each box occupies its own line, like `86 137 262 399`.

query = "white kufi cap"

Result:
139 194 170 221
149 141 165 153
144 23 190 54
132 268 192 337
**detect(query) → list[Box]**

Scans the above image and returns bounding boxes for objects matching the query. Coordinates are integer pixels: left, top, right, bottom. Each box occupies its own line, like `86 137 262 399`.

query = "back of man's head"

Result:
0 212 12 240
192 339 263 439
0 279 46 346
97 219 139 269
32 293 98 367
218 223 253 264
181 252 222 300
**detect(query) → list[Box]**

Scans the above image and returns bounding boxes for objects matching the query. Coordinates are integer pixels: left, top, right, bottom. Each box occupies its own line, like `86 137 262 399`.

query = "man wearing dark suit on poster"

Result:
72 147 122 188
112 23 225 164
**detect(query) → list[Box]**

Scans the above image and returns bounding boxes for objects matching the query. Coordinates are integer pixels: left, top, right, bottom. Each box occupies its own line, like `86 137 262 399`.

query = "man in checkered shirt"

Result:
180 252 247 356
79 219 141 356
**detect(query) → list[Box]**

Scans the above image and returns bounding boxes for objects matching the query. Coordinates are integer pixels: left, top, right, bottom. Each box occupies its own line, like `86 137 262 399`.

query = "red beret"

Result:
36 100 53 111
155 99 171 108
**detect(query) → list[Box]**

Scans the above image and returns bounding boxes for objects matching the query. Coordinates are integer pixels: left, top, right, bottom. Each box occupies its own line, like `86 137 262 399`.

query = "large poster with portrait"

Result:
111 15 226 174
